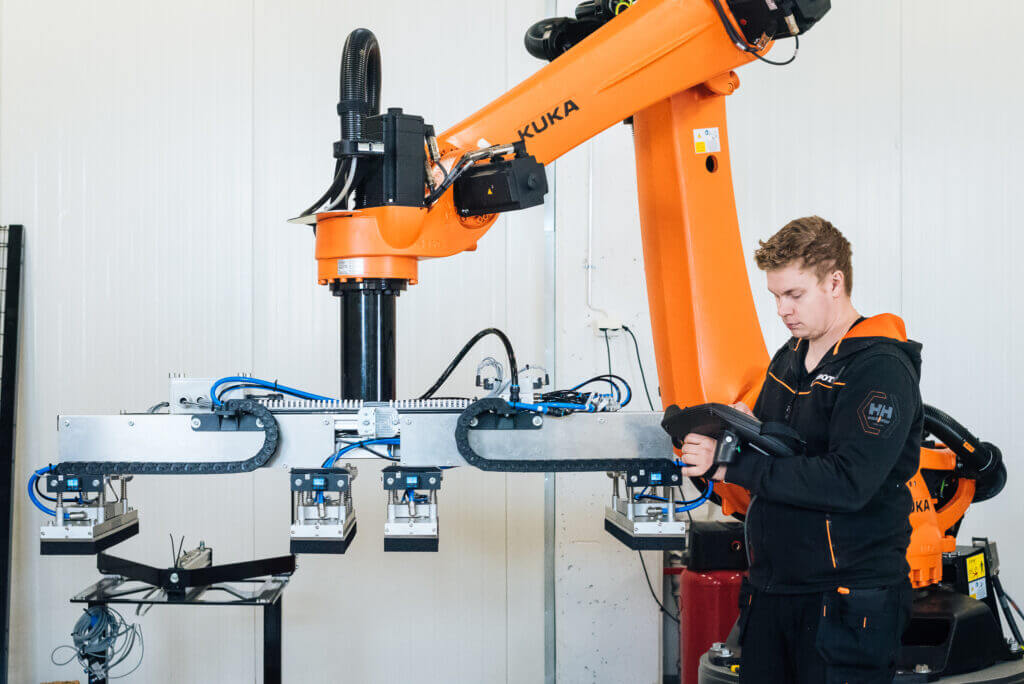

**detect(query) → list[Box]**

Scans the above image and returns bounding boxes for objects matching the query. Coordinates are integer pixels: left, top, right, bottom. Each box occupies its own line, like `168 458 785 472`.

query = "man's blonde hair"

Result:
754 216 853 295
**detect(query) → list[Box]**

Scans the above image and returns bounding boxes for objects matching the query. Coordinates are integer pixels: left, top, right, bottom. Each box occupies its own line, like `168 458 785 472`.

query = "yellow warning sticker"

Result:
693 128 720 155
967 553 986 582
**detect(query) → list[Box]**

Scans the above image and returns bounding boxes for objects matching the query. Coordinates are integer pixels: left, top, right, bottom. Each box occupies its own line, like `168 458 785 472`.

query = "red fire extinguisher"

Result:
679 569 745 684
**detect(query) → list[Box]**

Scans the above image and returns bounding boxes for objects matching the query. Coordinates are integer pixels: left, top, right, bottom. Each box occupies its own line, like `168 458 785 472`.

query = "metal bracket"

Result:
470 411 543 431
191 412 263 432
356 406 399 438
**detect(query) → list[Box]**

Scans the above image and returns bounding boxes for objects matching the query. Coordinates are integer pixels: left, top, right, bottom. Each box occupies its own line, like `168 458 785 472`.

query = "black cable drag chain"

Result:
54 399 280 476
455 397 673 473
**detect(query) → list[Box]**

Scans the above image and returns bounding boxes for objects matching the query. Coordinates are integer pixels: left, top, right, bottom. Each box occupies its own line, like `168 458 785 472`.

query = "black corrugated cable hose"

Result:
338 27 381 142
299 28 383 217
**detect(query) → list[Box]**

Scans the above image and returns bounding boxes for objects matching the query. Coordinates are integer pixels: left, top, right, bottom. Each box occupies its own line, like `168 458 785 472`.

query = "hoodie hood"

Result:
828 313 922 376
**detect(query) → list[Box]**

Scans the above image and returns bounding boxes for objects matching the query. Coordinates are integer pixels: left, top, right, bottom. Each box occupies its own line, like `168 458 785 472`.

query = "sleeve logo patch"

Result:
858 391 900 437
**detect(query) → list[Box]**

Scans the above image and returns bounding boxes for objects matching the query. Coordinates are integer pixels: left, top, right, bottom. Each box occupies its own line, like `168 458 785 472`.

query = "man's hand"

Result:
676 402 753 481
731 401 755 418
679 433 727 481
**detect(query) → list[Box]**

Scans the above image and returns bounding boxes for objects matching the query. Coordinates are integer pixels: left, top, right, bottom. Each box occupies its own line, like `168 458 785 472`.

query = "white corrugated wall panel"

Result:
899 0 1024 636
730 0 904 353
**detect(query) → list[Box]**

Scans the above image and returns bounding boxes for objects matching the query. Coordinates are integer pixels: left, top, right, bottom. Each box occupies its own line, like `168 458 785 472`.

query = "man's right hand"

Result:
731 401 755 418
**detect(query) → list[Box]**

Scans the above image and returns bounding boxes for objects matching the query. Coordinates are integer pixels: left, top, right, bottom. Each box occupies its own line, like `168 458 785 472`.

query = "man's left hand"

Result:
679 433 728 481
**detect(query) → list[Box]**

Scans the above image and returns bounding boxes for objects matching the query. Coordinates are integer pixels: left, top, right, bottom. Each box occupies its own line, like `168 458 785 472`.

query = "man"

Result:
679 216 922 683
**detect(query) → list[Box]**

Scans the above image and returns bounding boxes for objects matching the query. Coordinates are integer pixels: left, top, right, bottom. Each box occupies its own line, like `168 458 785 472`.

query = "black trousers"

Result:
737 581 911 684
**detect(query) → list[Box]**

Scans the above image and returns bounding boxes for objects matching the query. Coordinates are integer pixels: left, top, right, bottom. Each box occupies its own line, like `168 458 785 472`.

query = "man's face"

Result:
765 262 844 340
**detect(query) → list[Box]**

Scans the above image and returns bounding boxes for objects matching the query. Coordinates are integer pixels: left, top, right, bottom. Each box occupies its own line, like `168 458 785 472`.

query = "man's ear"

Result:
830 270 845 298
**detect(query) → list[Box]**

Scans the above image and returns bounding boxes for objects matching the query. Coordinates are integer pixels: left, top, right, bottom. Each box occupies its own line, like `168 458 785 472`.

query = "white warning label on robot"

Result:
969 578 988 600
337 259 360 276
693 127 721 155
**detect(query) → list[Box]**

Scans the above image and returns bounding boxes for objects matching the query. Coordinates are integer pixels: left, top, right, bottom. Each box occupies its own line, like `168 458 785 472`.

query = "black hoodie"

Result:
726 314 923 593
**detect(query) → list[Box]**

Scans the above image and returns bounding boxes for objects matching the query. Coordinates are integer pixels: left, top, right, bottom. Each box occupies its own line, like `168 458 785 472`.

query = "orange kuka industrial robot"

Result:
295 1 1015 681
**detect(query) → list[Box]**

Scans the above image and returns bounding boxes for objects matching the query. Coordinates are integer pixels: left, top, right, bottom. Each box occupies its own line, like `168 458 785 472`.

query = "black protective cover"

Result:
40 520 139 556
686 521 748 572
384 537 438 552
359 108 428 208
290 523 357 555
603 519 686 551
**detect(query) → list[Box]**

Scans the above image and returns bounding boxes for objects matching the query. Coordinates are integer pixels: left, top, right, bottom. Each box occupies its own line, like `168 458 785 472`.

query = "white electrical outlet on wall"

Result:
591 315 622 336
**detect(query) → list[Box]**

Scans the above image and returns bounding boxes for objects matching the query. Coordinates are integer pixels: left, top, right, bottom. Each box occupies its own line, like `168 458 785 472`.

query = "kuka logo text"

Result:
518 100 580 141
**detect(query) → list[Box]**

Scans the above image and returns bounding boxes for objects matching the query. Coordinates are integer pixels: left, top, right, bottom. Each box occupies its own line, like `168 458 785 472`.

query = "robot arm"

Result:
307 0 829 513
308 0 823 283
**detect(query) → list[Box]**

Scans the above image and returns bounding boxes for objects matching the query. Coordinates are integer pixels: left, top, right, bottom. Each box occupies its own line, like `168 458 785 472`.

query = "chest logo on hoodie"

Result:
858 391 900 437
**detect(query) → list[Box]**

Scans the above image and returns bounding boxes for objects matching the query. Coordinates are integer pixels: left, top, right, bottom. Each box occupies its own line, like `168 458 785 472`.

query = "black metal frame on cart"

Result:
71 553 294 683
